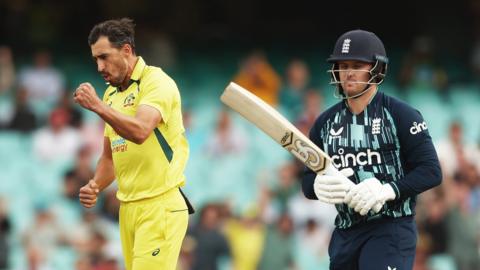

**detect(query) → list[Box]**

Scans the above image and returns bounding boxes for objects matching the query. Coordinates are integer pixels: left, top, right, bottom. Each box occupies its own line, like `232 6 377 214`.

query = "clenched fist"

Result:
79 180 100 208
73 82 103 112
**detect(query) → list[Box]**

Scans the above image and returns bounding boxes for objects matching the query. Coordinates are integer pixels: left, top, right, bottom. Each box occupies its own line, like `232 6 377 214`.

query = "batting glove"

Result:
314 168 354 204
344 178 396 216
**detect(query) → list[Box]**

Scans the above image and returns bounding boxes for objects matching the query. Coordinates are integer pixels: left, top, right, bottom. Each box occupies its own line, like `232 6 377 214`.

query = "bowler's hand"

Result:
74 82 103 112
79 180 100 208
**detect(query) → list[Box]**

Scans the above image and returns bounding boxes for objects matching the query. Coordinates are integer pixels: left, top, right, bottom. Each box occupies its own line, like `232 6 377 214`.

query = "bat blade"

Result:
220 82 330 174
220 82 384 213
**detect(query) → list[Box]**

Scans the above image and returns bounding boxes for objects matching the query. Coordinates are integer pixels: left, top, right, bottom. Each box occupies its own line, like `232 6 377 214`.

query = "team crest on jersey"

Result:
123 93 135 107
372 118 381 135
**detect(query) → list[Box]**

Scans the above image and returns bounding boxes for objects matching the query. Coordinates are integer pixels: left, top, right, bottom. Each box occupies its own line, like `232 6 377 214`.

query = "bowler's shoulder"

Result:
142 65 178 89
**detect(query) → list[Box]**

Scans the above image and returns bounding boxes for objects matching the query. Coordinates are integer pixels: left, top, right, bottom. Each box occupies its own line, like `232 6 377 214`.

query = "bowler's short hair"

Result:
88 18 136 53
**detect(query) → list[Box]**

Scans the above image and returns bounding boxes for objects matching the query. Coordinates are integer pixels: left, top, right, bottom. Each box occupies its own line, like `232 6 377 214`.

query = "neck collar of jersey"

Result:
344 88 380 113
117 56 145 92
130 56 146 83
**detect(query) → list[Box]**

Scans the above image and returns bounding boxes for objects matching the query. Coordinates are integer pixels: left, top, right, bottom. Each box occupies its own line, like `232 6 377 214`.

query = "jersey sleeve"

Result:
388 100 442 199
138 71 177 124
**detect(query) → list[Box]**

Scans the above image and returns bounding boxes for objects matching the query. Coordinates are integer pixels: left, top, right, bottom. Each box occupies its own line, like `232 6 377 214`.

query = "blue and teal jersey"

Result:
302 91 442 229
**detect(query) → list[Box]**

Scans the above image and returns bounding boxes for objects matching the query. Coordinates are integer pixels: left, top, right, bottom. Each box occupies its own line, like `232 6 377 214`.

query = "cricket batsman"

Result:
302 29 442 270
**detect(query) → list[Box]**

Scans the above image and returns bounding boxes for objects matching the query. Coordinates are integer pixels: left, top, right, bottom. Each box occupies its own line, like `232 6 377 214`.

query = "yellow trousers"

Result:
119 188 189 270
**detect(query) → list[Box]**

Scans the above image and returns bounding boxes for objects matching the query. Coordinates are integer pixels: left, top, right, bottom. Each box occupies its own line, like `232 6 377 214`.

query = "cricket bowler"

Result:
75 18 193 270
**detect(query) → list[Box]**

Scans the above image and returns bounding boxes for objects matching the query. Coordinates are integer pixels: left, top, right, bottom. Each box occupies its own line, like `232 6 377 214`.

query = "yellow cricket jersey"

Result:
102 57 189 202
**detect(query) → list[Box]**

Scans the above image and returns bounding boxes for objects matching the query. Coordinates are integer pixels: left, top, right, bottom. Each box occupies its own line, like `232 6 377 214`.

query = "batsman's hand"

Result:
344 178 396 216
79 180 100 208
73 82 103 113
314 168 354 204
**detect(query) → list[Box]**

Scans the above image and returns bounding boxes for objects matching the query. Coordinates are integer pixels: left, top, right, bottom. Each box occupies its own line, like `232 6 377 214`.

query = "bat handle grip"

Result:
324 163 355 189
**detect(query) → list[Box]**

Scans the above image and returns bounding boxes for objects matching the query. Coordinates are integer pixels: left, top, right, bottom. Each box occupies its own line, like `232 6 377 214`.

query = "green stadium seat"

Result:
448 85 480 106
10 244 28 270
427 254 457 270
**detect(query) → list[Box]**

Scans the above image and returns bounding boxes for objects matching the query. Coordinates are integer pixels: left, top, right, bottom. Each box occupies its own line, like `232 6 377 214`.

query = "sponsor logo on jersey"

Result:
111 137 128 153
331 148 382 168
342 39 351 54
372 118 381 135
409 121 428 135
329 127 344 139
388 266 396 270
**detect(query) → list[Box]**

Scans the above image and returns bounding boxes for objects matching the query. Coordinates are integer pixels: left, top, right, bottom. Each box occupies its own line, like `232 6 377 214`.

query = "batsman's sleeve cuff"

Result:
388 182 400 199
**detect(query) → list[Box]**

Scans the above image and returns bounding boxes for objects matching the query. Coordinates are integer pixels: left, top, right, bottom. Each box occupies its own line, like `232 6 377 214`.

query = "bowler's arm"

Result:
96 104 161 144
92 137 116 192
74 82 161 144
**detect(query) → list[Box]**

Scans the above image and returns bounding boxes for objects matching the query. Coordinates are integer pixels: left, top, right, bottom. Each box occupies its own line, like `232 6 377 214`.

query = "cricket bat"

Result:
220 82 342 177
221 82 383 212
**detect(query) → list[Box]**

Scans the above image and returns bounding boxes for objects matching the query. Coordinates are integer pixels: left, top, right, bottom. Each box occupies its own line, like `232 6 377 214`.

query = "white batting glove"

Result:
344 178 396 216
314 168 354 204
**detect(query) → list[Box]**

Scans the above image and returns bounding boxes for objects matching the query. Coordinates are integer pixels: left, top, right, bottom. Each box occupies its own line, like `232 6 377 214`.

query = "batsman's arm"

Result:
389 102 442 199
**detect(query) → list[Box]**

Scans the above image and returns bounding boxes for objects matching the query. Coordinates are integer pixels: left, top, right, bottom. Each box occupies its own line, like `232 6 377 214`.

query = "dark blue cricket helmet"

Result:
328 30 387 63
328 29 388 86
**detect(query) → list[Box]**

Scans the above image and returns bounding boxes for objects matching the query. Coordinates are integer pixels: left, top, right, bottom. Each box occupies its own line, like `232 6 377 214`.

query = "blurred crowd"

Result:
0 38 479 270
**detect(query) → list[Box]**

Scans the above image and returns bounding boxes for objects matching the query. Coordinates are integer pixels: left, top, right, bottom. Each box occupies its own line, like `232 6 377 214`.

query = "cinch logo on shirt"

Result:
409 121 428 135
331 148 382 168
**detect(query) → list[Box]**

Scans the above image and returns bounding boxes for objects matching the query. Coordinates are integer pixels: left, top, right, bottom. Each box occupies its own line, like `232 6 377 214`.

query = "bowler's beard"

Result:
109 65 128 88
109 78 122 87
